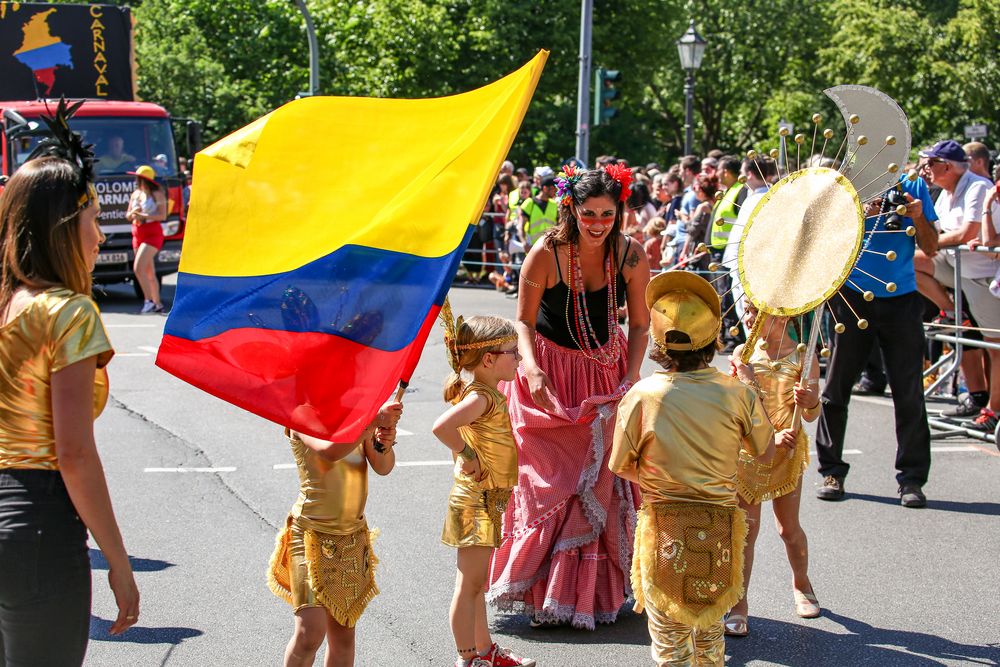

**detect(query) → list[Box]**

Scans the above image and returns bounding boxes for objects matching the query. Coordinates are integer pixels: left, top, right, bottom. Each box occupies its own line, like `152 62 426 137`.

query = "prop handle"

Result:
792 303 825 432
393 380 408 403
375 380 408 454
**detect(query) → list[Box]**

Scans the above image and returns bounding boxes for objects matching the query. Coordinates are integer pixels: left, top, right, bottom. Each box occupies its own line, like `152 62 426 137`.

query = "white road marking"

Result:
138 345 160 354
144 467 236 473
396 460 453 467
397 428 414 436
115 352 151 357
825 446 988 456
274 460 452 470
105 324 158 328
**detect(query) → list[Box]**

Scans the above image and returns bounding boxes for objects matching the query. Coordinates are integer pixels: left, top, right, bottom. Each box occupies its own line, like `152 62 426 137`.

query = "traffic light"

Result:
594 68 622 126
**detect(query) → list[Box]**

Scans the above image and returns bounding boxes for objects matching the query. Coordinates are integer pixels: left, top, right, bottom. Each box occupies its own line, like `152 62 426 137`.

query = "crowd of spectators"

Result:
466 140 999 437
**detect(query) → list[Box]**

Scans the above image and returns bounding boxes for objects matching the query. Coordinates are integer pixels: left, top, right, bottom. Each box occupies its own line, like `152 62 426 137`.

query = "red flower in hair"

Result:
562 164 577 178
603 163 633 202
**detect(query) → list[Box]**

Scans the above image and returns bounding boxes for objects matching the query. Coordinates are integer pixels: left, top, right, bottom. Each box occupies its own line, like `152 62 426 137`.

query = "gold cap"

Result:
646 272 721 351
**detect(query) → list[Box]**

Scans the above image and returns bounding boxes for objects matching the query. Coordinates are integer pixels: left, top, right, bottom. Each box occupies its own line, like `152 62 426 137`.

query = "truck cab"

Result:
1 99 188 292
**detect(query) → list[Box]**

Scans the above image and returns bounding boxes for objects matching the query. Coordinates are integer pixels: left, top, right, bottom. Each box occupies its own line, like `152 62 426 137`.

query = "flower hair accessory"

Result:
603 163 633 202
554 164 581 207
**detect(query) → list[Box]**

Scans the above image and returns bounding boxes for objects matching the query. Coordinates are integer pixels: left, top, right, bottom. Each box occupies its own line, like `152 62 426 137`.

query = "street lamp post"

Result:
675 20 706 156
292 0 320 97
575 0 594 166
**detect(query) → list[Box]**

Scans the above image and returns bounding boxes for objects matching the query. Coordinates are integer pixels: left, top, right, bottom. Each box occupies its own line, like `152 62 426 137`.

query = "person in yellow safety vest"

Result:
519 176 559 249
708 156 748 251
508 180 531 226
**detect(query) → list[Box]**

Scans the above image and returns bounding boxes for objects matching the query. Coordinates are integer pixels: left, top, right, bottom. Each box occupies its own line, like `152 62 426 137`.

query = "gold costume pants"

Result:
646 603 724 667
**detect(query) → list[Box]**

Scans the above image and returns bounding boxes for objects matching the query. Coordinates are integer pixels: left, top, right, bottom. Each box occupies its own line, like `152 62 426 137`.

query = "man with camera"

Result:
816 171 939 508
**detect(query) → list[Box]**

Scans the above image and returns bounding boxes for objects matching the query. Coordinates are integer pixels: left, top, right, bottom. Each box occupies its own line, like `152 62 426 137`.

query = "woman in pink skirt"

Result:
487 165 650 629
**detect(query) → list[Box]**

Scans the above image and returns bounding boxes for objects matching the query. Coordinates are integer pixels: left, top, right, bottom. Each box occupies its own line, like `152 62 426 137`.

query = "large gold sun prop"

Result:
700 86 916 419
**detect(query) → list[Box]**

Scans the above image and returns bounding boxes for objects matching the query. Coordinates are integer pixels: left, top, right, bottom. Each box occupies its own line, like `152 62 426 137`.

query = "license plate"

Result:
96 252 128 265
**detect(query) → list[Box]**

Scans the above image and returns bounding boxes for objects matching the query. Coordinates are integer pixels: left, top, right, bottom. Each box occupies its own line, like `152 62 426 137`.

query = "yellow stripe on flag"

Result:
181 51 548 277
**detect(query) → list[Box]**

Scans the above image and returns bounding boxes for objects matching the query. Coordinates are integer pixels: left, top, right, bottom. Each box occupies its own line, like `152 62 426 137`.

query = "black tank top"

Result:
536 239 629 349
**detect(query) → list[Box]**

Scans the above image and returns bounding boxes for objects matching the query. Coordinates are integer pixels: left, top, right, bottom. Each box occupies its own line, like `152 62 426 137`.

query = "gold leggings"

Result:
646 602 724 667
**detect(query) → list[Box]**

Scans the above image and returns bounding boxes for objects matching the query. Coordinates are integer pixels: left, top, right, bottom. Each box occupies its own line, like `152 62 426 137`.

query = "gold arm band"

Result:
522 276 543 289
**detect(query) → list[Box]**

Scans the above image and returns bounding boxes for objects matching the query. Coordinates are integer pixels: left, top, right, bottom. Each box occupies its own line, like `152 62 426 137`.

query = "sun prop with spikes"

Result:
719 86 917 428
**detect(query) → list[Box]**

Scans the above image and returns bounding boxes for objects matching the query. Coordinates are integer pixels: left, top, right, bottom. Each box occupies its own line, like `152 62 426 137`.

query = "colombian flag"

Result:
156 52 547 441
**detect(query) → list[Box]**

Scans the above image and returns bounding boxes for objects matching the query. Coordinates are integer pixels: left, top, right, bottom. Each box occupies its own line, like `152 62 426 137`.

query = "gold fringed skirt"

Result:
441 475 511 549
268 516 379 627
631 501 747 631
736 429 809 505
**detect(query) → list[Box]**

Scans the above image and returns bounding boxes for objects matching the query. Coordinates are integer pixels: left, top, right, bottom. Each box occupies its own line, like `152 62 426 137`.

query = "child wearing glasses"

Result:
432 305 534 667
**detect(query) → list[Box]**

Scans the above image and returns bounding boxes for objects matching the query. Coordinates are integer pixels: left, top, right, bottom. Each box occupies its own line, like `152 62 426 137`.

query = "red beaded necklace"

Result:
565 241 621 367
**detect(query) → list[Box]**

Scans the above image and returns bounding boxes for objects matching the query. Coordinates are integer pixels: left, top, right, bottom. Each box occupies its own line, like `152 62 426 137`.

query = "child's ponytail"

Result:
443 371 466 403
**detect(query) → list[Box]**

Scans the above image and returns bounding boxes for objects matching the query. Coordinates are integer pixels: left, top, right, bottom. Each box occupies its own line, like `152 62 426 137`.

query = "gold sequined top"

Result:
0 288 113 470
611 368 772 507
288 430 368 535
455 381 517 490
735 341 813 504
749 343 801 430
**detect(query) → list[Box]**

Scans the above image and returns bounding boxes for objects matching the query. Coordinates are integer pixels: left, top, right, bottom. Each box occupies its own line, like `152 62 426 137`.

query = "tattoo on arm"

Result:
625 249 640 269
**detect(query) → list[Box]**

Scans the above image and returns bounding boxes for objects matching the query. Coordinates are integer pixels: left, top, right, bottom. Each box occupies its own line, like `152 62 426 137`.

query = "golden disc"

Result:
738 167 864 317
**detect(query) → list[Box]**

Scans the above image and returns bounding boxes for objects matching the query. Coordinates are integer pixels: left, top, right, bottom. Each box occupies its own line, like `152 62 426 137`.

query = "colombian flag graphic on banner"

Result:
157 52 547 441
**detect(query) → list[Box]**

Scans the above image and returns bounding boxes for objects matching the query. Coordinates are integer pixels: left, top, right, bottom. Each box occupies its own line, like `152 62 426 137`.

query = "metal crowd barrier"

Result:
922 243 1000 445
455 211 717 289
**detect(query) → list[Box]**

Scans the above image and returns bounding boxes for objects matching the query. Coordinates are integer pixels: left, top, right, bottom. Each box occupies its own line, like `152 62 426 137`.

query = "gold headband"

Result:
457 335 517 350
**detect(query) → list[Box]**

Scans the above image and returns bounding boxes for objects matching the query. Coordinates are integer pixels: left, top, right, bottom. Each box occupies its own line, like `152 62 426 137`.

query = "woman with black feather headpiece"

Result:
0 99 140 664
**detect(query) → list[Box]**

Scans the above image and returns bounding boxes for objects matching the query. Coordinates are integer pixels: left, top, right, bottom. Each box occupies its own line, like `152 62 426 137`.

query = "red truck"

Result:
1 2 199 295
2 100 198 293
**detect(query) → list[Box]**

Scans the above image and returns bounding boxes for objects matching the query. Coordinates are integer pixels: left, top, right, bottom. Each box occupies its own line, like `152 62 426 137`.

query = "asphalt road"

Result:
84 277 1000 667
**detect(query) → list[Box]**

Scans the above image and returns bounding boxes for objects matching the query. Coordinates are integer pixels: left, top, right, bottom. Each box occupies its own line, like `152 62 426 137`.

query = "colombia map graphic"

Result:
12 8 72 95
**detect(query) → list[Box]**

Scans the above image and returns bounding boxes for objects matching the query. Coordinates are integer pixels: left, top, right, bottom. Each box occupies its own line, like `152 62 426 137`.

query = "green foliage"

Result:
114 0 996 164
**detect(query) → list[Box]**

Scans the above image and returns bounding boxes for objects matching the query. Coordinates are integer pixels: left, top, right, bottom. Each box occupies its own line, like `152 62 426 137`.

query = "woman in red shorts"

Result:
126 166 166 314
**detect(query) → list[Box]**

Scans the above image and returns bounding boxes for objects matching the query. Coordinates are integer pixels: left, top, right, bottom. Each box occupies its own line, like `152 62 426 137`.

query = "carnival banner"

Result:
156 51 548 442
0 2 134 101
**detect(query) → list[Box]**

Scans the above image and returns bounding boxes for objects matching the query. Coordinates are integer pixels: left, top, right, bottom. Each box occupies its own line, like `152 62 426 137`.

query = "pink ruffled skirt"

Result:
487 332 639 629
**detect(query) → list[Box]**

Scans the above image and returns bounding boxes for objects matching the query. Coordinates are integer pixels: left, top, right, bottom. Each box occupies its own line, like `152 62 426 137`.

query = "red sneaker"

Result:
485 642 536 667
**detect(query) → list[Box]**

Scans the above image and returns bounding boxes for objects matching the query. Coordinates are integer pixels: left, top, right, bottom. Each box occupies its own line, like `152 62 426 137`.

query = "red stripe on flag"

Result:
155 305 441 442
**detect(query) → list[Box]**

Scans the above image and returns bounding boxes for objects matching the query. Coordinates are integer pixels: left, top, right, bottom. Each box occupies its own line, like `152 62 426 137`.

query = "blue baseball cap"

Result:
918 140 969 163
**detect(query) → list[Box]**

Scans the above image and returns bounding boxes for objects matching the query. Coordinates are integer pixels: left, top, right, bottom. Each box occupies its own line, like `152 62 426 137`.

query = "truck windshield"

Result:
12 117 177 177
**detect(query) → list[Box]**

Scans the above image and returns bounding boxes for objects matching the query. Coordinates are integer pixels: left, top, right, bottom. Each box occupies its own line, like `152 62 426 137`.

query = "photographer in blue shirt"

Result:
815 173 939 508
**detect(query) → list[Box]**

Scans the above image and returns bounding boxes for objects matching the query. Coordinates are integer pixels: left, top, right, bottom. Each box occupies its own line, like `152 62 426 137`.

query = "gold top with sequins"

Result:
736 341 811 504
0 288 113 470
288 431 368 535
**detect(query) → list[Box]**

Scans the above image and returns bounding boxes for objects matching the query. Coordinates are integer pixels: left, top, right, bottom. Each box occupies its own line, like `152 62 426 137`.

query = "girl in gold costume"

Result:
432 309 535 667
268 399 402 667
725 306 821 637
611 272 787 667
